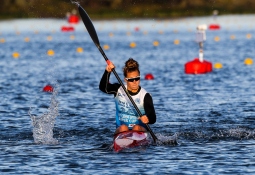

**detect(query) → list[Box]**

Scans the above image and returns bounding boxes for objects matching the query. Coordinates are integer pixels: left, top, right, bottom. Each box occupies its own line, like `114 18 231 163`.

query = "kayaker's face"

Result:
125 70 140 93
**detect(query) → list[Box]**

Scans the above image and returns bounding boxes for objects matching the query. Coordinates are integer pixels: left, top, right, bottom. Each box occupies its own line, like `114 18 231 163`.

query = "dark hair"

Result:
123 58 140 77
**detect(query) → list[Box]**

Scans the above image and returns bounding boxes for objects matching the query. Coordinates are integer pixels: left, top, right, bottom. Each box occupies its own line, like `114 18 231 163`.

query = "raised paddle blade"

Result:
78 5 100 47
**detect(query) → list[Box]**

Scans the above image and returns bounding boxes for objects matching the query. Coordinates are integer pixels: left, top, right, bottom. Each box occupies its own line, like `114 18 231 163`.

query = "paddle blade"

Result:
78 5 100 47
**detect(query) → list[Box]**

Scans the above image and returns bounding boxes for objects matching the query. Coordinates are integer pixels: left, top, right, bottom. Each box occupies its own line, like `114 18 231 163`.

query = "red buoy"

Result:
43 85 54 93
61 26 75 32
135 27 140 32
185 58 212 74
68 15 79 24
145 73 154 80
209 24 220 30
203 60 213 72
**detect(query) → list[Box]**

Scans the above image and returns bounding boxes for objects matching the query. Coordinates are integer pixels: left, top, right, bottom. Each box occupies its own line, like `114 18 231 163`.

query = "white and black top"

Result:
99 70 156 129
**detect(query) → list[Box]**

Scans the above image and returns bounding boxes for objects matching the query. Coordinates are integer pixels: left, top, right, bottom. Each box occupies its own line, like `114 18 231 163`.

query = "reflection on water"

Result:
0 15 255 174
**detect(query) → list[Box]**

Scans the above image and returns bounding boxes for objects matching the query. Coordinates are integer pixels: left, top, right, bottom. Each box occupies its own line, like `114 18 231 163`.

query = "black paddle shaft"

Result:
78 5 157 143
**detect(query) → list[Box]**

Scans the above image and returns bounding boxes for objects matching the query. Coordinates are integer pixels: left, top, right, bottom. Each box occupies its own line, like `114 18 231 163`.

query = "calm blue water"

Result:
1 15 255 174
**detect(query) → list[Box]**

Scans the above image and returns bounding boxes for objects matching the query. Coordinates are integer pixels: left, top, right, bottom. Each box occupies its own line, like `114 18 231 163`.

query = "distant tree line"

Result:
0 0 254 19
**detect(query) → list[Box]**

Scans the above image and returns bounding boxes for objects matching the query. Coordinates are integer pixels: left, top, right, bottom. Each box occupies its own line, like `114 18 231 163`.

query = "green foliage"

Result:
0 0 254 19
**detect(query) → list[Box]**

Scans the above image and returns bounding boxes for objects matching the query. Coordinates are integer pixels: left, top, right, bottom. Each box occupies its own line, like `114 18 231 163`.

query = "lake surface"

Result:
0 14 255 174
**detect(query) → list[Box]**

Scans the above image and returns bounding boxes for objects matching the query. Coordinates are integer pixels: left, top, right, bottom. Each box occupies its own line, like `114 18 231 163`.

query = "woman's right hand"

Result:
106 60 115 72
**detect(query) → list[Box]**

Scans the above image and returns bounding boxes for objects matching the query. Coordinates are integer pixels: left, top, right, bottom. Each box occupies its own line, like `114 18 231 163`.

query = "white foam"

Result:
30 83 59 144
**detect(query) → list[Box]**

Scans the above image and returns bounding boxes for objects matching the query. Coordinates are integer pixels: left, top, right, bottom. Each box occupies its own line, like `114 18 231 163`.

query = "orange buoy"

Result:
174 39 180 45
47 36 52 41
24 37 30 42
246 34 252 39
68 15 79 24
214 36 220 42
158 30 164 34
0 38 5 43
47 49 55 56
129 42 136 48
103 44 110 50
244 58 253 65
43 85 54 93
214 62 223 69
76 47 83 53
70 35 75 40
230 35 236 40
209 24 220 30
12 52 20 58
61 26 75 32
153 41 159 47
145 73 154 80
185 58 212 74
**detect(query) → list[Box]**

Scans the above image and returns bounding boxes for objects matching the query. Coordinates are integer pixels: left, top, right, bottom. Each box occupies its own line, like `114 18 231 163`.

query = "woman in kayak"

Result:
99 58 156 135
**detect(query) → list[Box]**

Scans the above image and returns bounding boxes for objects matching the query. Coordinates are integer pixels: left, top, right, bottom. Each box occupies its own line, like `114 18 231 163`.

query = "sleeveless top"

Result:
114 85 147 129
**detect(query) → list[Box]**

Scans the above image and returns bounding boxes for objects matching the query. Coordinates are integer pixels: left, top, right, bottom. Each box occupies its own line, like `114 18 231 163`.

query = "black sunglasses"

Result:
125 76 140 82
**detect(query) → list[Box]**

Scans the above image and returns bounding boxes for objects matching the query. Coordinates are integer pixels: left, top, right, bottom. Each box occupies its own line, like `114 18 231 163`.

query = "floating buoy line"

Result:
2 29 253 69
0 17 254 74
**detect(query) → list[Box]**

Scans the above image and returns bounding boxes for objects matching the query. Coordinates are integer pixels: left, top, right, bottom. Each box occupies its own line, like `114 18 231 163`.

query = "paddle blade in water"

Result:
78 5 100 47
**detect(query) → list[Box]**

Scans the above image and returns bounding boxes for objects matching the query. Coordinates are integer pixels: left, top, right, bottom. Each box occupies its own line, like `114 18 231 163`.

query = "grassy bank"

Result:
0 0 255 20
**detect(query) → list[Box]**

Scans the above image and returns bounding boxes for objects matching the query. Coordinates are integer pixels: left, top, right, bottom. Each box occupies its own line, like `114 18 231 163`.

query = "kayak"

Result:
113 131 179 152
113 130 151 152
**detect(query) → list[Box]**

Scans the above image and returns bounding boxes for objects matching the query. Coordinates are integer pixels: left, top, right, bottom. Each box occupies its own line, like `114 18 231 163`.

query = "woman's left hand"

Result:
139 115 149 124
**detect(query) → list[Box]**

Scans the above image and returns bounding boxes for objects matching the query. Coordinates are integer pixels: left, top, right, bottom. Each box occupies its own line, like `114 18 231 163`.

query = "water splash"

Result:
29 83 59 144
156 133 178 145
225 127 255 139
179 126 255 141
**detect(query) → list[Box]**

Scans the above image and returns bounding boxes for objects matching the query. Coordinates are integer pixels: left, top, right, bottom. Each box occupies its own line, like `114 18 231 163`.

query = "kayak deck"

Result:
113 131 151 152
